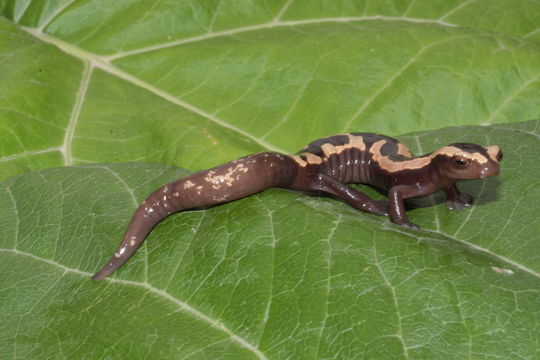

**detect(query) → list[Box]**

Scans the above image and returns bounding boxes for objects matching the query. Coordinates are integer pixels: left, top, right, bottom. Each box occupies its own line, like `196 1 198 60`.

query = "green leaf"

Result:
1 121 538 359
1 0 540 181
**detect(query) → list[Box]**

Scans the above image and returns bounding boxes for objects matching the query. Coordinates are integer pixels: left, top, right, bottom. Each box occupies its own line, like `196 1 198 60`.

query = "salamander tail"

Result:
92 152 298 281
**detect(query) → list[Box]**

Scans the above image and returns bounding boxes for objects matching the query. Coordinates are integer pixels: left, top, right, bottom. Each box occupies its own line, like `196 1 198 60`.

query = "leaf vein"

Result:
22 27 286 154
62 63 93 166
106 16 457 60
255 198 277 347
5 185 19 249
37 0 79 32
314 215 341 360
413 135 441 232
272 0 294 23
438 0 478 21
343 35 472 131
484 72 540 125
373 243 409 358
422 229 540 279
0 247 268 360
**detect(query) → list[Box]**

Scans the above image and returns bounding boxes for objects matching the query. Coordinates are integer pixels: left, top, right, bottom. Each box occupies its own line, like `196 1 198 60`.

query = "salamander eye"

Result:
453 156 470 167
496 151 503 162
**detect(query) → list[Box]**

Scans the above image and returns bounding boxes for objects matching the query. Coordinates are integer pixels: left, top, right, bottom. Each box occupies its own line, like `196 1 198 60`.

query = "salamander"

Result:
91 133 502 280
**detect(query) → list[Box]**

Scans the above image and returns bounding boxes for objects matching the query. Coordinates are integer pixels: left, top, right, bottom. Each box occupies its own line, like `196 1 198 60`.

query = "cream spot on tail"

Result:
204 163 248 187
184 180 196 189
213 194 231 202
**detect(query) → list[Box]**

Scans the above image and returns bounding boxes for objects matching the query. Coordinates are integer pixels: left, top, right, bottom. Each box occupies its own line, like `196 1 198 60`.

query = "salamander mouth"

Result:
480 165 500 179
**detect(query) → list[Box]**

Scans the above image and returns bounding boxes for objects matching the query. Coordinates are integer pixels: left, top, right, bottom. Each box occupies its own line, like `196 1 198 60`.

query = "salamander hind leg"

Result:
290 173 389 216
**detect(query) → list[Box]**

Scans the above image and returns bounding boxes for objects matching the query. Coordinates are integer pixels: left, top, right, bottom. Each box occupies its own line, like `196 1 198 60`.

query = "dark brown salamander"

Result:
92 133 502 280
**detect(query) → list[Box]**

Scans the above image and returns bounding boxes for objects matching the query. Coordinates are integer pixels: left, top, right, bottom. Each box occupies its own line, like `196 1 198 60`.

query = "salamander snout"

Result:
480 145 502 178
480 163 500 178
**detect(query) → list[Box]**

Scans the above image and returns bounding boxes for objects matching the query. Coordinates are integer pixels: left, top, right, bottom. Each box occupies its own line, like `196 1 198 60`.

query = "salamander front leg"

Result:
443 183 473 210
294 174 389 216
387 185 422 229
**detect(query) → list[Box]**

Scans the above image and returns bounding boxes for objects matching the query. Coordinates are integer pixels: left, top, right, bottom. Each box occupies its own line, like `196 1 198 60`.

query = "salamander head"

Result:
432 143 502 180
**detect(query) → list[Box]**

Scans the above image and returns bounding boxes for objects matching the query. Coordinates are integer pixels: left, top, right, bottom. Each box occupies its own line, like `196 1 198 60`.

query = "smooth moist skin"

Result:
92 133 502 280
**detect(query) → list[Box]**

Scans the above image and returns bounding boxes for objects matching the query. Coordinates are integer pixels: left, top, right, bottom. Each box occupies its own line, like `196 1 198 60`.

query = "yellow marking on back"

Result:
348 134 367 151
434 146 489 164
485 145 500 162
305 153 322 164
291 155 307 167
291 153 323 167
371 140 490 171
320 143 336 157
396 143 413 158
320 134 366 158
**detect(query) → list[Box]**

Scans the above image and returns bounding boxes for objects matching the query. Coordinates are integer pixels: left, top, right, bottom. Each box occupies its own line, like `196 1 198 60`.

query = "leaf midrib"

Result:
6 14 537 164
21 26 286 155
383 225 540 279
2 160 539 360
104 16 457 61
5 7 539 279
18 14 459 158
0 247 269 360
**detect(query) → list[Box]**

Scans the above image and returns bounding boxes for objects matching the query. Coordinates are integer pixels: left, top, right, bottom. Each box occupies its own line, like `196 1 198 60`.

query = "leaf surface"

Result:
1 0 540 180
1 121 538 359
